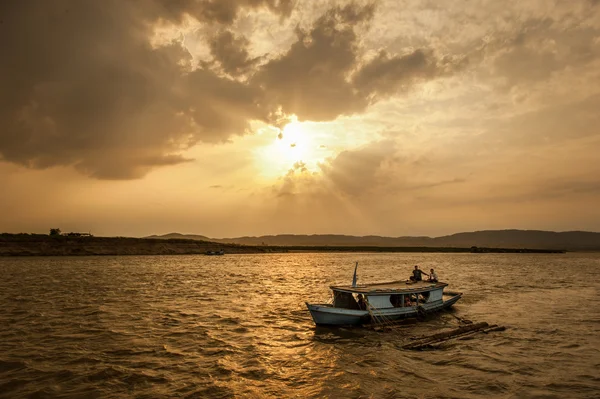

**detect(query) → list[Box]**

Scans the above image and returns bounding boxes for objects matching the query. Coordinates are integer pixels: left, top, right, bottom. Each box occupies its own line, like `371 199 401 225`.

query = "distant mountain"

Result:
146 232 211 241
146 230 600 251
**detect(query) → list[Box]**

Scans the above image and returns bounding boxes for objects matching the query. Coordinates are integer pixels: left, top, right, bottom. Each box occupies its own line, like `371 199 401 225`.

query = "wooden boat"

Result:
306 263 462 326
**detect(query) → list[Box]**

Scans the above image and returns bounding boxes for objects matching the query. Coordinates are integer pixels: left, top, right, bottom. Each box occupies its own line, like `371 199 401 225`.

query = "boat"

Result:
306 262 462 326
205 249 225 256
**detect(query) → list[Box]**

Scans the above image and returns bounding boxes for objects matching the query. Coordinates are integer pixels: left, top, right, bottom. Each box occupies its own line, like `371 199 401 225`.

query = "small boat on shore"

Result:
306 263 462 326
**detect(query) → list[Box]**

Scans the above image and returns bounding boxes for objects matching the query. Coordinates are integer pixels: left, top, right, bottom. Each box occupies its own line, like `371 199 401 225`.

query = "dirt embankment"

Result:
0 234 267 256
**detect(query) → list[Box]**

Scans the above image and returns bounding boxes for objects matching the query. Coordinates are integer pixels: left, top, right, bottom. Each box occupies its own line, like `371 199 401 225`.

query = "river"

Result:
1 253 599 398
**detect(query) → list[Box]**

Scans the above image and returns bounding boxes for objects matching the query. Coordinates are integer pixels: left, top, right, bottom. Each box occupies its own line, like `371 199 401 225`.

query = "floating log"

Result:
482 325 506 333
402 322 498 350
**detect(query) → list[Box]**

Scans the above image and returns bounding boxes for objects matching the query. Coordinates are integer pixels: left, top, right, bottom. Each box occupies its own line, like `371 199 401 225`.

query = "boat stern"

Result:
442 291 462 307
306 302 369 326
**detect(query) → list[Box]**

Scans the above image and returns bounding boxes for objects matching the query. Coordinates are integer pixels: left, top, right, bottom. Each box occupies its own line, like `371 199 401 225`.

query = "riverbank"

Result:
0 234 566 256
0 234 264 256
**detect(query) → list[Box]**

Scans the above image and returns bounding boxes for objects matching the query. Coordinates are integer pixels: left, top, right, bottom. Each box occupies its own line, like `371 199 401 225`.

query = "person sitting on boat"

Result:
410 265 428 281
404 295 412 307
428 268 438 282
390 294 401 307
357 294 367 310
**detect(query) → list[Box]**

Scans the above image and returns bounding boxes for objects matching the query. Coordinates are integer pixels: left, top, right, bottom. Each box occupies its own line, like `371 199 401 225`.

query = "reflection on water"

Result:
0 253 599 398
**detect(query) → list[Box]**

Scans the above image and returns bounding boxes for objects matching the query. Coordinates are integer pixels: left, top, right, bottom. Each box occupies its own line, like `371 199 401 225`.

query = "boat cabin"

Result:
330 280 447 311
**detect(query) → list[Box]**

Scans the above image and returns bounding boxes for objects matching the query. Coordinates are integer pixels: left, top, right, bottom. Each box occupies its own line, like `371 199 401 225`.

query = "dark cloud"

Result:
0 1 458 179
184 68 267 140
0 0 272 179
353 49 463 98
209 30 258 75
255 3 463 121
254 4 371 121
154 0 294 25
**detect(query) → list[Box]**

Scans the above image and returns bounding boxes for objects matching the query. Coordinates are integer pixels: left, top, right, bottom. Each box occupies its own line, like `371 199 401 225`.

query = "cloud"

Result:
0 1 474 179
254 4 372 121
209 30 259 75
271 138 467 202
0 0 275 179
476 12 600 90
354 49 466 98
319 140 399 197
255 3 465 121
275 162 309 198
154 0 294 25
319 140 470 199
542 179 600 197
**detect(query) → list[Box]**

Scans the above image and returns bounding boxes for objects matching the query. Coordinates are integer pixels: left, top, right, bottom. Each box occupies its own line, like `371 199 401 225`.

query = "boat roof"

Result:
330 280 447 295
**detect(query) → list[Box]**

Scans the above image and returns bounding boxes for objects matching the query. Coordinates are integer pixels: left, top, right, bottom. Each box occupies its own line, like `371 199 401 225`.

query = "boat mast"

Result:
352 262 358 287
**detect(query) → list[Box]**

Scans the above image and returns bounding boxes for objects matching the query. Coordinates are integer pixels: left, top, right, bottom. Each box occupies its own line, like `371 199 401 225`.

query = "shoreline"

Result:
0 234 566 256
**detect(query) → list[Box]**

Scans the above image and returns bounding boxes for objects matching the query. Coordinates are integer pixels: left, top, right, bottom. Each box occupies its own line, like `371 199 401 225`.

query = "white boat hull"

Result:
305 303 371 325
306 294 462 326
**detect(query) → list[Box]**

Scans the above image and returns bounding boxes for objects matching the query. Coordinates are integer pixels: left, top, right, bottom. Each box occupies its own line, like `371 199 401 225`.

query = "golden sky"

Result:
1 0 600 237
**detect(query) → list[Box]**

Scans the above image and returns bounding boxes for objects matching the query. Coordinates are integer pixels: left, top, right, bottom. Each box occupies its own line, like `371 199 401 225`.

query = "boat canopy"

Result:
330 280 447 295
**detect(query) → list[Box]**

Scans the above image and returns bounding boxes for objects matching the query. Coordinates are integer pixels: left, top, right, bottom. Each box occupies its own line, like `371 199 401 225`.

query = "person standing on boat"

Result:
410 265 428 281
428 268 438 282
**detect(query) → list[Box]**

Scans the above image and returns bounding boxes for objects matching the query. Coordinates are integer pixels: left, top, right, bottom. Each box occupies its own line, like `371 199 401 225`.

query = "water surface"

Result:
1 253 599 398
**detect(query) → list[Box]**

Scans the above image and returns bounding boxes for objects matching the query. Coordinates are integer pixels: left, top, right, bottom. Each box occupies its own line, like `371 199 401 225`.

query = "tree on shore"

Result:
49 228 61 236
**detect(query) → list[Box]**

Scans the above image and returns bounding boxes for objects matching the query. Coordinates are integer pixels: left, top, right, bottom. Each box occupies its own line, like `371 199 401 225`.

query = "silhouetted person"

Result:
357 294 366 310
410 265 428 281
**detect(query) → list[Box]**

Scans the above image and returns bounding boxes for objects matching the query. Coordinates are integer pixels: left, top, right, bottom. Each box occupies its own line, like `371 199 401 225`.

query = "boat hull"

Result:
306 303 370 326
306 294 462 326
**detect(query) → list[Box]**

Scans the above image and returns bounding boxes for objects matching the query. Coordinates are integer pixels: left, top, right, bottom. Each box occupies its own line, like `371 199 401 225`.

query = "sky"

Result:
1 0 600 238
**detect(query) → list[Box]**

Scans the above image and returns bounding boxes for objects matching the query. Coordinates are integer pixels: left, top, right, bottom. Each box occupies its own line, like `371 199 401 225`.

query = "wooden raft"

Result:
402 322 506 350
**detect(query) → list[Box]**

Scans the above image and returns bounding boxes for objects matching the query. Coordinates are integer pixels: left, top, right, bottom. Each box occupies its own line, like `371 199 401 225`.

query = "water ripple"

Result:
0 253 599 398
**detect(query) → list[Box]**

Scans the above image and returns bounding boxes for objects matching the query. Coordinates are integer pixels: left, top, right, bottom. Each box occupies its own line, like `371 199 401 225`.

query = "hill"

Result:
147 230 600 251
146 232 211 241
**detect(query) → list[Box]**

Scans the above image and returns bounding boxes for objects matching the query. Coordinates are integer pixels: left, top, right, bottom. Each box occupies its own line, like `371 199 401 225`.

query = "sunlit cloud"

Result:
1 0 600 236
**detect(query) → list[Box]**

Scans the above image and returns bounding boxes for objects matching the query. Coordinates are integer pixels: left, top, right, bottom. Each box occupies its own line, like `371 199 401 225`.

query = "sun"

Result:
253 116 336 179
274 120 311 162
255 117 316 175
